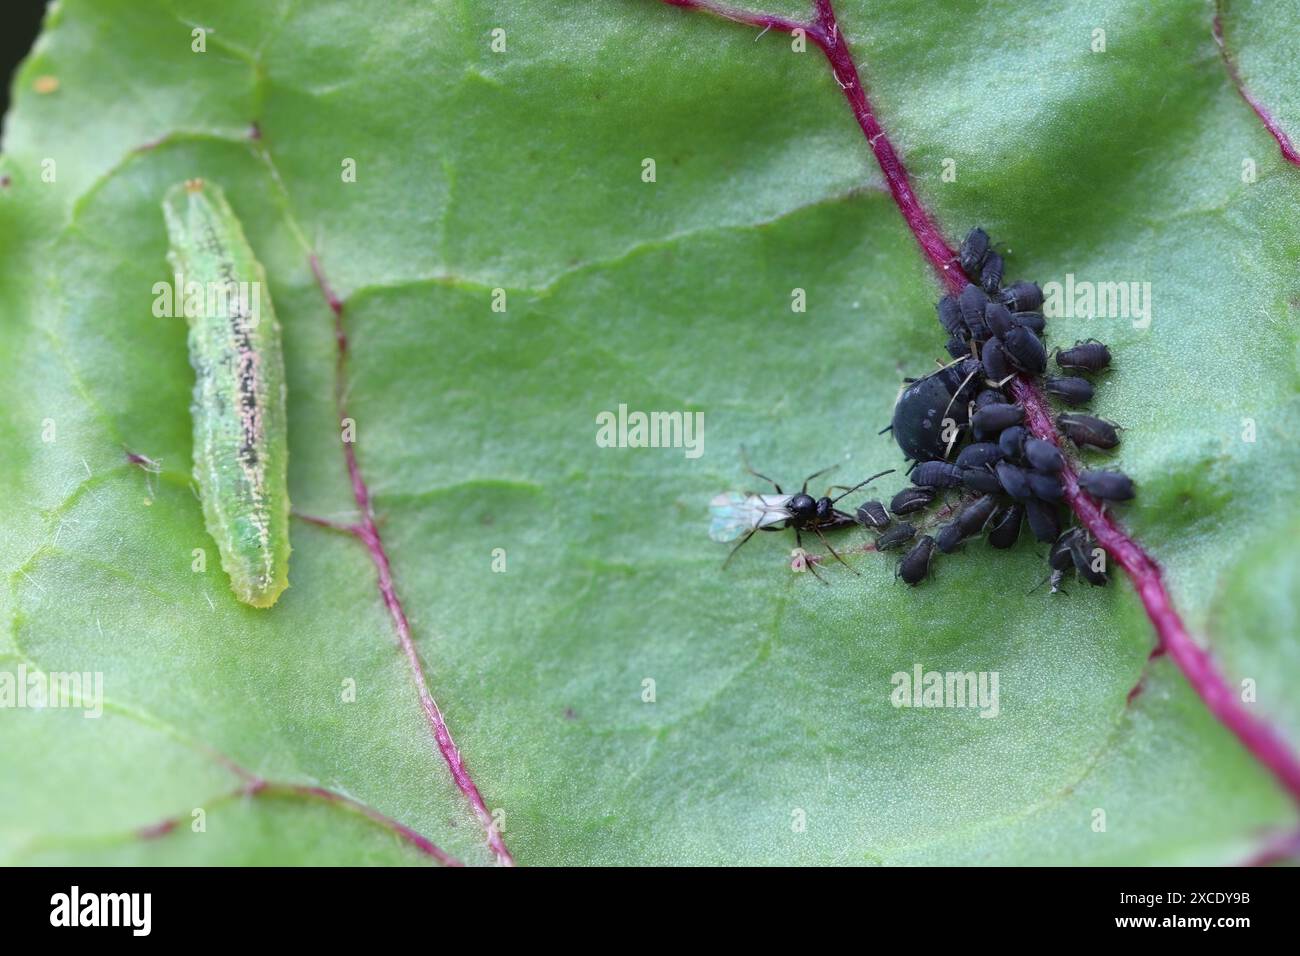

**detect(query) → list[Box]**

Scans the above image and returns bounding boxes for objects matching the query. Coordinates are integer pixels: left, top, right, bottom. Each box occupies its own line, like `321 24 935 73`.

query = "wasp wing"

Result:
708 492 792 542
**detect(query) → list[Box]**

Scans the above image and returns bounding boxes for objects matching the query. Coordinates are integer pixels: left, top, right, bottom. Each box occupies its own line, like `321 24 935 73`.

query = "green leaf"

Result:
2 0 1298 865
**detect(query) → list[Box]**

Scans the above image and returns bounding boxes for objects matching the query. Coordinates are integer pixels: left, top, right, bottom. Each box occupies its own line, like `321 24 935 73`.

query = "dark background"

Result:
1 1 49 118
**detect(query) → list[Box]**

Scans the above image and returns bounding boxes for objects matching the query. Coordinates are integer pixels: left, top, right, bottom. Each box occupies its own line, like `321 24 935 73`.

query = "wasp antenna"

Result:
830 469 896 504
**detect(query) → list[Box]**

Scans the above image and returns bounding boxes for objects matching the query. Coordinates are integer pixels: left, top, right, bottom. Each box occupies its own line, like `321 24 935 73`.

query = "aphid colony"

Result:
710 227 1135 588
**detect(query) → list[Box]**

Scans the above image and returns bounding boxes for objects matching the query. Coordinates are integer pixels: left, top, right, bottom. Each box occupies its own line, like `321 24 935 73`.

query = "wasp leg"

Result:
740 445 783 494
815 527 859 576
722 528 758 568
795 528 829 584
798 464 839 495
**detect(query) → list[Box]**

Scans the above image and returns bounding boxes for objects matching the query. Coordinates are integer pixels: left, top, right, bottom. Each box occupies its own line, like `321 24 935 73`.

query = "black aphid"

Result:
955 441 1004 469
1058 412 1121 449
937 295 964 338
1069 531 1108 586
866 228 1133 590
1044 375 1094 406
890 486 936 516
959 283 991 339
986 503 1023 549
984 302 1015 340
912 460 964 489
898 534 936 585
961 466 1003 494
935 521 965 554
1050 529 1080 572
980 252 1004 293
1024 498 1062 543
980 337 1012 381
1056 339 1111 373
1026 471 1063 502
959 227 991 277
889 359 983 461
876 522 917 551
1078 469 1135 501
971 402 1024 435
995 461 1034 499
998 425 1027 460
1002 326 1047 374
1023 436 1064 473
956 495 999 537
1045 528 1081 594
855 500 891 530
997 280 1043 313
1011 311 1046 334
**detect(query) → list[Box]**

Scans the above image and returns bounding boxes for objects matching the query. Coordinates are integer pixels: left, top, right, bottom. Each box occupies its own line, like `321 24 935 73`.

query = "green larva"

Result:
162 179 290 608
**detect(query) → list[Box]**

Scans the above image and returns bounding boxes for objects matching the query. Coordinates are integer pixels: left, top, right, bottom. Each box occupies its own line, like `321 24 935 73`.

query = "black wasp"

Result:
709 456 893 580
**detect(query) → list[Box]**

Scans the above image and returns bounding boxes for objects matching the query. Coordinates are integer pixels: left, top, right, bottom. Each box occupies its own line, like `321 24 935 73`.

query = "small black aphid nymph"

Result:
955 494 999 537
1011 311 1046 334
998 425 1028 460
997 281 1043 313
960 466 1003 494
1069 531 1109 586
1026 471 1064 502
984 302 1015 340
1024 498 1062 543
856 500 891 530
1023 436 1064 473
980 252 1004 294
889 485 937 516
1078 468 1135 501
1058 413 1121 450
1055 339 1112 373
959 284 991 340
959 227 991 277
1002 326 1047 374
986 503 1024 549
935 521 965 554
876 522 918 551
980 337 1012 381
1044 375 1094 406
898 534 936 585
955 442 1004 470
937 295 964 338
995 461 1034 500
972 402 1025 436
911 460 964 489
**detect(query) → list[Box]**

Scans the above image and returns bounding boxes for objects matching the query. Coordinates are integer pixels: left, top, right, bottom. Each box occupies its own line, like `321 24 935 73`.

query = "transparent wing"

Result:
708 492 791 542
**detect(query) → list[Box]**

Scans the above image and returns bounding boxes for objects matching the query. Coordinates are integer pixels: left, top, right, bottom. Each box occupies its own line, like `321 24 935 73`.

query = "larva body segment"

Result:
162 179 290 608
